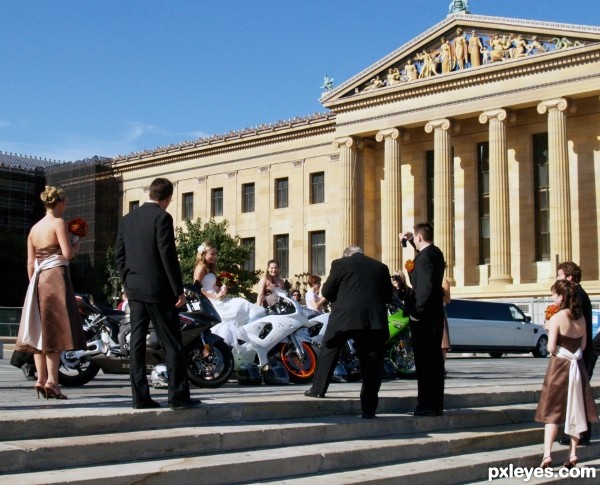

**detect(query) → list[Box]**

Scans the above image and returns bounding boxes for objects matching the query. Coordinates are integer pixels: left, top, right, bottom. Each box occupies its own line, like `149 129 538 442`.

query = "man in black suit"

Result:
556 261 593 444
304 246 394 419
401 223 446 416
115 178 199 410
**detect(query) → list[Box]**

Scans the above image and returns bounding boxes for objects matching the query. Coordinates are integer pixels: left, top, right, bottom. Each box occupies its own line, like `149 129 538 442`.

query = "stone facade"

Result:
112 13 600 310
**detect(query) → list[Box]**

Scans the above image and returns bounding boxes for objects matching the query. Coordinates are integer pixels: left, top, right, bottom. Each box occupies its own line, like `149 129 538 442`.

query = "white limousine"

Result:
445 299 549 358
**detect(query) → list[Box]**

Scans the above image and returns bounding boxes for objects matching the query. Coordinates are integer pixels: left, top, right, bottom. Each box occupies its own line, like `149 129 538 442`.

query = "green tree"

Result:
175 218 261 300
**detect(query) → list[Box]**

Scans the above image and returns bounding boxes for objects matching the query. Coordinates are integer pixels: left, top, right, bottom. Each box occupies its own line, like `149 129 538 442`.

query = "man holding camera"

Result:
400 223 446 416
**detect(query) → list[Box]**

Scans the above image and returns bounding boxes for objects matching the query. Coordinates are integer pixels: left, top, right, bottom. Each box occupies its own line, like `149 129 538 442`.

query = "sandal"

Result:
539 456 552 469
563 455 578 469
44 384 68 400
34 383 47 399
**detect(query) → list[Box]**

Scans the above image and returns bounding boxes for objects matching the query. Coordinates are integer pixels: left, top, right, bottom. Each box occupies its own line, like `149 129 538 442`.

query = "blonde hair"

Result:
40 186 65 209
195 240 217 274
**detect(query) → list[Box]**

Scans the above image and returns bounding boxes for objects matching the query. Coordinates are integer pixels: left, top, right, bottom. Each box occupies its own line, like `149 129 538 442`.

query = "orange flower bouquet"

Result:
404 259 415 273
544 304 560 321
68 218 88 244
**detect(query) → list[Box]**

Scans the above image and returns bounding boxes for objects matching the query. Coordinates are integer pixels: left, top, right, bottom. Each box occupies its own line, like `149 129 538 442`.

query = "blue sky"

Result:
1 0 598 162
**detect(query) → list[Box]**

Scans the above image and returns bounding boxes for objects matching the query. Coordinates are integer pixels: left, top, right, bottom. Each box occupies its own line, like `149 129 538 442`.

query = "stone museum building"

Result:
111 8 600 318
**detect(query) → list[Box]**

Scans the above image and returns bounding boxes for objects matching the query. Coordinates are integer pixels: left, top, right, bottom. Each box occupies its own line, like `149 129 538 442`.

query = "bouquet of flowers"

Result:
544 304 560 321
68 218 88 244
217 271 238 294
404 259 415 273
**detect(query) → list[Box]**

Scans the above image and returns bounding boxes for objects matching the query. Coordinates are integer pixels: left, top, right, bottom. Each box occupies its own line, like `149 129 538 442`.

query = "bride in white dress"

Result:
193 242 264 347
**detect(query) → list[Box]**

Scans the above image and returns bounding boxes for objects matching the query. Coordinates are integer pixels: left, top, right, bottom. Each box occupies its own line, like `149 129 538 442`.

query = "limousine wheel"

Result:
532 335 549 358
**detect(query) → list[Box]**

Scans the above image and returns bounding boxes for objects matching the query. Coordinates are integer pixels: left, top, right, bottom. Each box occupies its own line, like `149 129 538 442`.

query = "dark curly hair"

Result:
550 279 582 320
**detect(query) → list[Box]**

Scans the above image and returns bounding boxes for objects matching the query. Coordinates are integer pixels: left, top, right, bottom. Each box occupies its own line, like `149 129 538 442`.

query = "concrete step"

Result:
0 404 539 474
0 387 548 441
255 442 600 485
0 420 552 485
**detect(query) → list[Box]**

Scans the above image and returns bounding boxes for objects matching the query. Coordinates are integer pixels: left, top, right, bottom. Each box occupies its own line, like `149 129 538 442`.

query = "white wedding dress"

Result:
201 272 265 346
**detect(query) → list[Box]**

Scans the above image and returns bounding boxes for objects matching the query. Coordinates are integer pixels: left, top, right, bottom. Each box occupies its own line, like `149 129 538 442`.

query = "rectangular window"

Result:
310 231 326 276
477 143 490 265
241 238 255 272
182 192 193 220
275 178 288 209
533 133 550 261
211 188 223 217
310 172 325 204
274 234 289 278
129 201 139 212
242 183 255 213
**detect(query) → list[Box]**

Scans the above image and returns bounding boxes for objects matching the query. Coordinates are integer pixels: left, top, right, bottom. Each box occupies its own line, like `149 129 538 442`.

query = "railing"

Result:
0 307 22 337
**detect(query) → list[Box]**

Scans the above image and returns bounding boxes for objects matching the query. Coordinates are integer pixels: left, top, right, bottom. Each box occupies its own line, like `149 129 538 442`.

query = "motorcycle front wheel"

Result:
186 338 234 388
279 341 317 383
388 334 416 377
58 351 100 387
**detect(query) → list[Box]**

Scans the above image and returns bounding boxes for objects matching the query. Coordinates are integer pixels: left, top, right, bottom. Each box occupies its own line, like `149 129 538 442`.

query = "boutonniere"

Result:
404 259 415 273
544 304 560 321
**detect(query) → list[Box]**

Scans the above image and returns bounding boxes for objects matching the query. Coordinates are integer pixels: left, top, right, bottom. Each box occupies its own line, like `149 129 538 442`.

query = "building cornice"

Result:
112 114 336 174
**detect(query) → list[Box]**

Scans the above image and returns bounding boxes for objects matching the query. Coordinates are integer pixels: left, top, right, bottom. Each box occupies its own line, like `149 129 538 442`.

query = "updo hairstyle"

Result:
40 186 65 209
551 279 583 320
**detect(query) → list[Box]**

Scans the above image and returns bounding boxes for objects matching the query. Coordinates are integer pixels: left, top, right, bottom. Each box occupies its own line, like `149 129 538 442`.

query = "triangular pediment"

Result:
320 13 600 108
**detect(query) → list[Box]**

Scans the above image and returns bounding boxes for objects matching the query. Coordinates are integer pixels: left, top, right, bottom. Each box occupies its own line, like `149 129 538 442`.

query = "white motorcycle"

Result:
296 309 362 383
227 293 320 385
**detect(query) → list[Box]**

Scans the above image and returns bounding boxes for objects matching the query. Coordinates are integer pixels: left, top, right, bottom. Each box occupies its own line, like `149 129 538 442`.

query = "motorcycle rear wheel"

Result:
279 341 317 383
58 352 100 387
388 334 416 377
186 338 234 388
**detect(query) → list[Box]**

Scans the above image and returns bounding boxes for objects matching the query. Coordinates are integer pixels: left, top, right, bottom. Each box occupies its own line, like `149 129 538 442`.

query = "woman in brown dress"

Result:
16 186 86 399
534 280 598 469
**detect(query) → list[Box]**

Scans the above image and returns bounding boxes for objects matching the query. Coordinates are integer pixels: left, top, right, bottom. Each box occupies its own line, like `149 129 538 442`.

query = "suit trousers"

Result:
312 330 386 416
410 319 445 413
128 300 190 405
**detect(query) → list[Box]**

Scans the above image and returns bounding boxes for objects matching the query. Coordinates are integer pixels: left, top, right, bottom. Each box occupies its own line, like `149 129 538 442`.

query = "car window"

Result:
509 305 528 322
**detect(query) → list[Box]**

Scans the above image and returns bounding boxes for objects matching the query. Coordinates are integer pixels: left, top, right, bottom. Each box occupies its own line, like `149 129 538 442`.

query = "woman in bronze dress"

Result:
16 186 85 399
534 280 598 469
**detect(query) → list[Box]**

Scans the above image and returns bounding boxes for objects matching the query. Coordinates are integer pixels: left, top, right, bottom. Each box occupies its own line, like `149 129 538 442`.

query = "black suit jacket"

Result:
321 253 393 346
115 202 183 305
577 284 593 370
407 244 445 323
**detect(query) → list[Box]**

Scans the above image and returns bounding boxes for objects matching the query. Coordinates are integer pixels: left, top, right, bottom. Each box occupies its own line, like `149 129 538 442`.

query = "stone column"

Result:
479 109 514 284
376 128 407 272
537 98 572 265
424 119 455 283
332 136 364 251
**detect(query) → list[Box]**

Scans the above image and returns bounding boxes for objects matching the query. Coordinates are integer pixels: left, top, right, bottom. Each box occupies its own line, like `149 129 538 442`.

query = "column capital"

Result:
332 136 364 150
424 118 459 134
375 127 408 143
537 98 576 115
479 108 516 125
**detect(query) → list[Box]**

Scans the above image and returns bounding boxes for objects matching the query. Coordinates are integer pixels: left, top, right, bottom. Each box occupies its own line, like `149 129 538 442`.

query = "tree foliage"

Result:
175 218 261 299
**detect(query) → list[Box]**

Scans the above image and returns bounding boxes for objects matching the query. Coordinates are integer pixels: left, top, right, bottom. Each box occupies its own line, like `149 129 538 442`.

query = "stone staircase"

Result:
0 387 598 484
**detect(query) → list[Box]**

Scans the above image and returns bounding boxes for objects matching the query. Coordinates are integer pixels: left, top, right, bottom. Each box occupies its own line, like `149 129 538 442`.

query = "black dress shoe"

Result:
361 413 376 419
22 364 37 381
132 398 161 409
169 398 201 410
558 434 570 445
304 389 325 398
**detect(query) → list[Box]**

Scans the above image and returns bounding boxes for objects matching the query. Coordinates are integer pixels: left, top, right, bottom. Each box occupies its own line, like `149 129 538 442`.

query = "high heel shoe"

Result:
44 384 67 400
563 455 578 469
539 456 552 469
34 383 47 399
